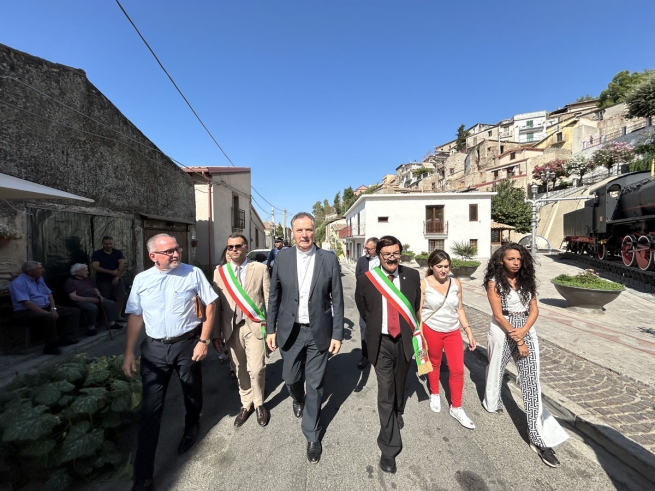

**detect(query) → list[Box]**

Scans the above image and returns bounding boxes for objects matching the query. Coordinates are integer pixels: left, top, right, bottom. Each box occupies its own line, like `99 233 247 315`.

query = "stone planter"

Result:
400 255 413 263
415 258 429 267
450 266 478 280
551 281 623 310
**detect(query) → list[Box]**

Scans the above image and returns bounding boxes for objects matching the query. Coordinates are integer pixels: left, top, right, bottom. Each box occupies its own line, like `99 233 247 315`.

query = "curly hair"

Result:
426 250 450 277
483 243 536 303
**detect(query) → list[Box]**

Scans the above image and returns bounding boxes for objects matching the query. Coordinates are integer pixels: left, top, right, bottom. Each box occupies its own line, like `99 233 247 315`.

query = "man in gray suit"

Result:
266 212 344 464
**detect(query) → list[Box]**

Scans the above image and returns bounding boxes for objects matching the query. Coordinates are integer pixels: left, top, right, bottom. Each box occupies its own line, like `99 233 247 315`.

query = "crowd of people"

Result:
9 214 568 491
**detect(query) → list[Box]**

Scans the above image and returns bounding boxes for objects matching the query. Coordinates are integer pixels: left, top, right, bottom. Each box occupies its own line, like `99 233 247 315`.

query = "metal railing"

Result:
231 208 245 230
424 221 448 234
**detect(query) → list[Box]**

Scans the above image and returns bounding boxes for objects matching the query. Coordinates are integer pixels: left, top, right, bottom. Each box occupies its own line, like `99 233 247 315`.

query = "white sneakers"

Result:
449 406 476 429
429 394 441 413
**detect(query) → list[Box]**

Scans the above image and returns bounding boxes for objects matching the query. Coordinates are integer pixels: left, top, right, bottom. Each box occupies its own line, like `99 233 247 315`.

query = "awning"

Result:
0 173 94 201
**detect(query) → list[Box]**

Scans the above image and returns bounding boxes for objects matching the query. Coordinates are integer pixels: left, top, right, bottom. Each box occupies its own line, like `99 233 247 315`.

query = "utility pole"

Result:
271 207 275 244
283 209 287 242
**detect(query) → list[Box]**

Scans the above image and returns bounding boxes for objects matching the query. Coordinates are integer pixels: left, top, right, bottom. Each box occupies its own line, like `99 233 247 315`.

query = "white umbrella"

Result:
0 172 94 201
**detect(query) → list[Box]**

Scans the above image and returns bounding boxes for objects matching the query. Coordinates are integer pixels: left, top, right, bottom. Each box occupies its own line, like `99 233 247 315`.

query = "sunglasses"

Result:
227 244 246 251
152 247 183 256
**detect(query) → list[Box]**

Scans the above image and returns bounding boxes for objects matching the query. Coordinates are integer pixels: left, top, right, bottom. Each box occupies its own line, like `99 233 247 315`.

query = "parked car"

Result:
247 249 270 264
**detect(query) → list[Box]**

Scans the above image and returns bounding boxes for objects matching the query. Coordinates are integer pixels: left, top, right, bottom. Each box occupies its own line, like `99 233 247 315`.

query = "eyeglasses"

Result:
152 247 183 256
364 247 375 253
227 244 246 251
381 252 401 260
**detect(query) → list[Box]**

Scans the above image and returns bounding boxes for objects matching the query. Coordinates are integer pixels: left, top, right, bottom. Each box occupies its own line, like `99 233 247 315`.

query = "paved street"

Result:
71 264 652 491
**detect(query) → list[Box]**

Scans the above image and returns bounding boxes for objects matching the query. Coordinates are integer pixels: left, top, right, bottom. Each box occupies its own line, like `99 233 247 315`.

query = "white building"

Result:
512 111 549 144
340 192 495 261
184 166 266 267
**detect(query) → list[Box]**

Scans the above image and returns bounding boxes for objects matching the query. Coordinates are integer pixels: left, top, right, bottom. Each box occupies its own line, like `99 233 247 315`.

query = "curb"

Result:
467 342 655 485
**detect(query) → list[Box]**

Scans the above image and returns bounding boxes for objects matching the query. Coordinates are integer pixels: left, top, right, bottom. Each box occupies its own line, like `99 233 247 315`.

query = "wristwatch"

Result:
51 307 58 311
198 338 211 345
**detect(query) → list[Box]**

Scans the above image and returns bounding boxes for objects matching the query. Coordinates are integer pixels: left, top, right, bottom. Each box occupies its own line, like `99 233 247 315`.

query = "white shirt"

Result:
296 246 316 323
368 256 380 271
380 266 399 335
231 258 248 321
125 263 218 338
421 279 460 333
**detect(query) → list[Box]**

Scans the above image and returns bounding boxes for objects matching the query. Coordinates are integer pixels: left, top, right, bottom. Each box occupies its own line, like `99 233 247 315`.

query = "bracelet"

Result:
517 340 525 347
461 325 470 331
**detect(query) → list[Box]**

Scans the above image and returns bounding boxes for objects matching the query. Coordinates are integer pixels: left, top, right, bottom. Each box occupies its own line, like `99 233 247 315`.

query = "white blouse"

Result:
421 279 460 333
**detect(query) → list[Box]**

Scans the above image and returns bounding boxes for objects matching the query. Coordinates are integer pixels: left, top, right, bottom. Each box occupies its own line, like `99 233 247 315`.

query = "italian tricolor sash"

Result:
218 263 266 337
365 267 433 375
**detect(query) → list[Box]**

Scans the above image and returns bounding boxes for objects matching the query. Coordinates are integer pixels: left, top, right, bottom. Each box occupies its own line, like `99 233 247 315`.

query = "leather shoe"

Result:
357 356 368 369
397 412 404 430
178 424 198 454
307 441 322 463
293 400 304 418
379 455 397 474
131 478 154 491
234 406 254 427
255 405 269 427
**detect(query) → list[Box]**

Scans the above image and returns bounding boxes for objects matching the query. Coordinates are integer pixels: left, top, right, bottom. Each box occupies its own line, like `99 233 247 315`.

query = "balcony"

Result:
424 220 448 235
338 224 366 238
231 208 245 230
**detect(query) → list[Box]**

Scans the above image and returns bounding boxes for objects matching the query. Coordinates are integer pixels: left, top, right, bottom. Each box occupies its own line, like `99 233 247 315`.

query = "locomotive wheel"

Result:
621 235 637 267
597 243 608 260
636 235 655 271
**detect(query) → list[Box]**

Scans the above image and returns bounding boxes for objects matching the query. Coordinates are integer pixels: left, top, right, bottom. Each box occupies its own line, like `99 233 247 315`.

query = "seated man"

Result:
9 261 80 355
63 263 124 336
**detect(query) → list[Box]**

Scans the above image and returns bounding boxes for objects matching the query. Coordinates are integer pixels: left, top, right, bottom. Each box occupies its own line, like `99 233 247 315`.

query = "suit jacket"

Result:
267 246 344 352
212 261 270 341
355 255 370 278
355 265 421 364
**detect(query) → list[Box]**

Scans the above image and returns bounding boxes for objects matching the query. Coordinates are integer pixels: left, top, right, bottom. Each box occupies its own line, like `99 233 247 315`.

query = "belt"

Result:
149 325 201 344
294 322 310 328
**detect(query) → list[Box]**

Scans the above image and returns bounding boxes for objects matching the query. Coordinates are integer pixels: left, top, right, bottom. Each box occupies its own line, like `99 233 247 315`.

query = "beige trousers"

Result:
226 321 267 408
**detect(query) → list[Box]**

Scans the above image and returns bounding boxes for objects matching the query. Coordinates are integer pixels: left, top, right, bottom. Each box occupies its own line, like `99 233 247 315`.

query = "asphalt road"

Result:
85 268 651 491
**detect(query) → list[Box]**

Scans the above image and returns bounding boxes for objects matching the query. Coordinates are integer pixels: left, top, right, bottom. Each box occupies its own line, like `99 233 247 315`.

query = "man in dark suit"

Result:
354 237 379 369
355 235 421 474
267 212 344 464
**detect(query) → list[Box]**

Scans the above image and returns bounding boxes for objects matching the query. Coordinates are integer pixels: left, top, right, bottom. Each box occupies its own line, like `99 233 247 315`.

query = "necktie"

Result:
235 266 244 324
386 275 400 338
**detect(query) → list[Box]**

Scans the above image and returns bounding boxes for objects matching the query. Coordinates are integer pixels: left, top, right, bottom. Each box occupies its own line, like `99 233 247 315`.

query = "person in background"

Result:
482 243 568 468
419 250 476 428
91 236 126 321
267 237 284 276
354 237 379 369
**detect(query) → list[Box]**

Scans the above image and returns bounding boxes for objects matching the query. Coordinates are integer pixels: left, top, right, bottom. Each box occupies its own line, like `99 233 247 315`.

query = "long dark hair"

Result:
218 246 229 267
426 250 450 277
483 243 536 303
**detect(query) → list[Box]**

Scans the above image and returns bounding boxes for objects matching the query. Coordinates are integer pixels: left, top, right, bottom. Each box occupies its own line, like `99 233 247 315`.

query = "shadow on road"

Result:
538 297 569 308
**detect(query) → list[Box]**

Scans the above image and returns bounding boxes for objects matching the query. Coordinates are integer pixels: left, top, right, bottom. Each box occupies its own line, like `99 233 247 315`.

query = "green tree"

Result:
274 223 283 237
342 186 357 212
491 179 532 234
576 95 595 102
333 191 342 215
455 124 469 151
598 69 654 109
625 73 655 118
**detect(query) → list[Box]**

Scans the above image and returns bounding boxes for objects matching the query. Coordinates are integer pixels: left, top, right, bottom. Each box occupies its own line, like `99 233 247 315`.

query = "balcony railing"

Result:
338 224 365 238
424 220 448 235
231 208 245 230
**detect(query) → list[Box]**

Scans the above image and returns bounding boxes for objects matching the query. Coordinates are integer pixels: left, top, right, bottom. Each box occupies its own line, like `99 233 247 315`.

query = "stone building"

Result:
0 43 195 294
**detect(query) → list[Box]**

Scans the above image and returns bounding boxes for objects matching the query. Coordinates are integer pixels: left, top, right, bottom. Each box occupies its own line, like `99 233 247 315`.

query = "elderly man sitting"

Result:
63 263 124 336
9 261 80 355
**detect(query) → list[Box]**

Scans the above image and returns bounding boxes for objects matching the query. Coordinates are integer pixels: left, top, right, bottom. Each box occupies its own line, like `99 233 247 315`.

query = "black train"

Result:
563 170 655 271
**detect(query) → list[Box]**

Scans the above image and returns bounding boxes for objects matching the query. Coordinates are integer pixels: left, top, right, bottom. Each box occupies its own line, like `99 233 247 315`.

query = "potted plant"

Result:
0 223 22 247
449 240 481 280
551 269 624 310
415 252 429 267
401 244 414 263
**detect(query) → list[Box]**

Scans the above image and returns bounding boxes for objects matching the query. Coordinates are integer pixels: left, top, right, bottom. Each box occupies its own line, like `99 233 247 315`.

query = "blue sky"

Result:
3 0 654 222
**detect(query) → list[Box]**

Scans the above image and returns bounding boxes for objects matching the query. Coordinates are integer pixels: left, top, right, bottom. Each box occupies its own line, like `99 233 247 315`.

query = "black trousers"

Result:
10 305 80 344
134 335 203 480
373 334 410 459
281 324 328 443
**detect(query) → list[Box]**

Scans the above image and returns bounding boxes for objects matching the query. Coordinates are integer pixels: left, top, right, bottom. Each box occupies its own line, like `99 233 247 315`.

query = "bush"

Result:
414 253 429 260
551 270 624 291
451 258 481 268
450 240 478 262
0 354 142 491
402 250 416 259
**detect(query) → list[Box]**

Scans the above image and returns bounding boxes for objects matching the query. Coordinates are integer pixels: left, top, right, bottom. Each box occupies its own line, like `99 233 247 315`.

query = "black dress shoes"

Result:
307 441 322 463
255 405 269 427
357 356 369 369
379 455 396 473
234 406 254 427
293 400 304 418
131 478 155 491
178 424 199 454
397 412 404 430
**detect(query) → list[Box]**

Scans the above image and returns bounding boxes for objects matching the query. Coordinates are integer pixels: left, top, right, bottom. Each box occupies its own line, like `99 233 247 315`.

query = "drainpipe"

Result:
202 172 213 266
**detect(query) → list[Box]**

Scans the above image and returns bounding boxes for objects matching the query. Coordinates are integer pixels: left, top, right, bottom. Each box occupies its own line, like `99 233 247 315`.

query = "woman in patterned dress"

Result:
482 243 568 467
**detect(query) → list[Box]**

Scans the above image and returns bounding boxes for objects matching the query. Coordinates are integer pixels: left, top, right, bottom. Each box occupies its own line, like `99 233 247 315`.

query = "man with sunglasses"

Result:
212 234 270 428
122 234 217 491
354 237 379 369
355 235 421 474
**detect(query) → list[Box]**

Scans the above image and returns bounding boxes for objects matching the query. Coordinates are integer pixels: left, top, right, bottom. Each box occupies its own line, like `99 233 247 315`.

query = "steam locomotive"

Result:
563 170 655 271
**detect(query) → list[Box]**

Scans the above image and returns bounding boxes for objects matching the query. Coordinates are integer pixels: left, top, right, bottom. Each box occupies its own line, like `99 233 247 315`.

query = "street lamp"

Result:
540 167 553 197
530 183 539 256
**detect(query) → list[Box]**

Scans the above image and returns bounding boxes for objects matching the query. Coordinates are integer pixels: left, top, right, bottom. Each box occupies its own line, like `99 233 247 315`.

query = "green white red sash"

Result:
365 267 433 375
218 263 266 331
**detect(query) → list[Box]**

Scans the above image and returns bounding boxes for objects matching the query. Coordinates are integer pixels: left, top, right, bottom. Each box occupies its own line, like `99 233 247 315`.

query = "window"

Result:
510 152 516 160
527 132 534 141
526 120 533 128
493 170 499 179
469 204 478 221
428 239 444 252
500 145 504 154
470 239 478 252
378 216 389 223
425 205 445 233
556 132 563 142
450 168 454 175
488 130 492 136
491 230 501 243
